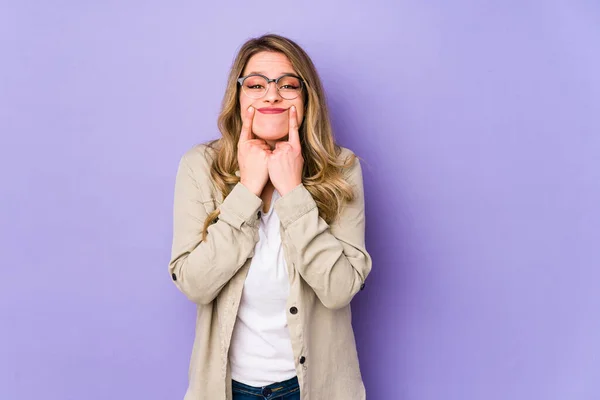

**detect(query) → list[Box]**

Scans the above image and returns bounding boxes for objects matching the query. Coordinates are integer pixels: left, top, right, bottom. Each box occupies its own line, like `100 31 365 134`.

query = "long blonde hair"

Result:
202 33 356 240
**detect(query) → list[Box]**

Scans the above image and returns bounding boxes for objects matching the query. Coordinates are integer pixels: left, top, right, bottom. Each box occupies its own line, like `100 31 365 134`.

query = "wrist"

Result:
240 179 262 197
279 181 302 197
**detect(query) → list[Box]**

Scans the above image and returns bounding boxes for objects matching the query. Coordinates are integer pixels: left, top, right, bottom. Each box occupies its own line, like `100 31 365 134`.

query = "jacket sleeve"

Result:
274 151 372 310
168 147 263 305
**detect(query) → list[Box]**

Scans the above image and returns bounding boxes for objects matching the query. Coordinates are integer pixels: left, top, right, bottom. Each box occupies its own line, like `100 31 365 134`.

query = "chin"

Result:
254 131 287 142
253 123 288 142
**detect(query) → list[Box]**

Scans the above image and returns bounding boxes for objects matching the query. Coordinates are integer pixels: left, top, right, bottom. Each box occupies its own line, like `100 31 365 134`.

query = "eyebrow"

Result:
245 71 298 76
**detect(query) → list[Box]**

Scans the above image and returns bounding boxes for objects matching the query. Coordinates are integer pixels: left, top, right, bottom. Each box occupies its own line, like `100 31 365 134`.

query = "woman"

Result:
169 34 372 400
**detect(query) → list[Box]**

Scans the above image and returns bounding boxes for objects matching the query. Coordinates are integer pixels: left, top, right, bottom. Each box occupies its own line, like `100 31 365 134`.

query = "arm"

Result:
274 153 372 310
168 146 263 305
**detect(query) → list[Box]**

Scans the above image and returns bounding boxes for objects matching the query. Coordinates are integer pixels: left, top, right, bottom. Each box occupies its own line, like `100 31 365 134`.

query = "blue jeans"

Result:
232 376 300 400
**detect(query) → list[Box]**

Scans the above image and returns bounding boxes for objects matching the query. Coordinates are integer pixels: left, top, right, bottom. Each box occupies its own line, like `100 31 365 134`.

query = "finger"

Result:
246 140 270 151
288 106 301 148
278 142 295 153
239 106 255 142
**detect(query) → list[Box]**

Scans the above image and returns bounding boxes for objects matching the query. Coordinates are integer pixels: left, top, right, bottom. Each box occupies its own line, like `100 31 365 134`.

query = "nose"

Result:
263 81 282 103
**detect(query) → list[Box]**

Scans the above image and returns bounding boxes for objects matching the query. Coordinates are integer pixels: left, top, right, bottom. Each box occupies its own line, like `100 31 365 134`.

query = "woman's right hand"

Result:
237 106 271 196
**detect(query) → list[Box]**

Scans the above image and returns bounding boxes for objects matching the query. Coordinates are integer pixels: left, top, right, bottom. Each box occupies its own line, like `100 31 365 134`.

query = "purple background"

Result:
1 1 599 399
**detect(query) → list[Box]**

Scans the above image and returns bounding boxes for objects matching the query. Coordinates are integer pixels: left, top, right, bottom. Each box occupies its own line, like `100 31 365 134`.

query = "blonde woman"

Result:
169 34 372 400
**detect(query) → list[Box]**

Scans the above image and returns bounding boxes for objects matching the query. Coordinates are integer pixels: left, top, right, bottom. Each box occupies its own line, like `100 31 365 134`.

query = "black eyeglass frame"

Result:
237 73 306 99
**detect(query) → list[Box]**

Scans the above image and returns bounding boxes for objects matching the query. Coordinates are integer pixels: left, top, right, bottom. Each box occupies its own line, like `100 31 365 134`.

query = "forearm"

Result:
276 183 372 309
170 158 263 304
170 218 259 305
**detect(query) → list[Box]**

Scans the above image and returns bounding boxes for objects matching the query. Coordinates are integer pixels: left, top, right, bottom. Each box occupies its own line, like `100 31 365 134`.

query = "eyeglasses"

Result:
237 73 305 100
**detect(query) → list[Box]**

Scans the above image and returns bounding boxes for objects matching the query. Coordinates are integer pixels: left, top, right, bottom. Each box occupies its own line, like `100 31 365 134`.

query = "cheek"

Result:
298 109 305 127
239 95 250 111
295 101 305 124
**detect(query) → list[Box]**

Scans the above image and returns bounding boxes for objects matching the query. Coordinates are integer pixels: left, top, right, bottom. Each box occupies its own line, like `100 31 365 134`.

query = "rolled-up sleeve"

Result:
274 151 372 309
169 146 263 305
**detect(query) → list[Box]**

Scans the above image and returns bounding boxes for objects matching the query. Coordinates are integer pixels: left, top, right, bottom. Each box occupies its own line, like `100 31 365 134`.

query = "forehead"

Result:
243 51 296 76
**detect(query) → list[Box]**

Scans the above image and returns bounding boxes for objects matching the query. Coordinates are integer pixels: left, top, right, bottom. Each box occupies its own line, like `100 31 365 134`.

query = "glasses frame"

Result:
237 73 305 100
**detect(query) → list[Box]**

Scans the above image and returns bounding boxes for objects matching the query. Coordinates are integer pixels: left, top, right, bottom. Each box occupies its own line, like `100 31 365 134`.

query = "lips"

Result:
257 107 287 114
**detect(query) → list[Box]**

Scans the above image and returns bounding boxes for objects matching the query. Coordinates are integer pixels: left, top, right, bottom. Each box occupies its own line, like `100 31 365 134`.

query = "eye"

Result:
278 76 301 90
243 76 267 90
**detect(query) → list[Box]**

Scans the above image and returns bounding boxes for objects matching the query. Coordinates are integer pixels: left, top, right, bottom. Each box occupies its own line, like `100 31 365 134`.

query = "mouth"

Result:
257 107 287 114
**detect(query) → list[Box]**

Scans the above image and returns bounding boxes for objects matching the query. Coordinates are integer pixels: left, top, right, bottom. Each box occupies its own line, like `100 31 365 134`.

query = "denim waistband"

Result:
232 376 299 398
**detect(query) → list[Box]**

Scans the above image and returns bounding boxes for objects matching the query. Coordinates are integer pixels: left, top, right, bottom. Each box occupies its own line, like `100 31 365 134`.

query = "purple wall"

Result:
1 1 599 399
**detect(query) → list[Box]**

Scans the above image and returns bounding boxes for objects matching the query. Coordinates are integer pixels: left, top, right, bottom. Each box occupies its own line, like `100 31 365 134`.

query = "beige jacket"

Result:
169 142 372 400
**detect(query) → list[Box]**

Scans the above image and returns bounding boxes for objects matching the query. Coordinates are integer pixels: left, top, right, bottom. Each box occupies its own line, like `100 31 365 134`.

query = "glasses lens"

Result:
242 75 268 98
277 76 302 99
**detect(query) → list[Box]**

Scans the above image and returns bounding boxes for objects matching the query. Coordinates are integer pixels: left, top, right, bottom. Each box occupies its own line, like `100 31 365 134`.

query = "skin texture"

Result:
237 52 305 205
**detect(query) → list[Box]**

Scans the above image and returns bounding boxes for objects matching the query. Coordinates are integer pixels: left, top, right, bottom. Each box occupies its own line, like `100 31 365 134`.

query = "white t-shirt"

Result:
229 189 297 386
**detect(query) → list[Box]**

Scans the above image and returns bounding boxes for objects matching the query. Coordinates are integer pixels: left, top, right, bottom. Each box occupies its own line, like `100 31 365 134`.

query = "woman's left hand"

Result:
268 106 304 196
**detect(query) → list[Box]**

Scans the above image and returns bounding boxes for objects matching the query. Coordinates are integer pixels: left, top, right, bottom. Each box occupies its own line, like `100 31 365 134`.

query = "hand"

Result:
238 106 271 196
268 106 304 196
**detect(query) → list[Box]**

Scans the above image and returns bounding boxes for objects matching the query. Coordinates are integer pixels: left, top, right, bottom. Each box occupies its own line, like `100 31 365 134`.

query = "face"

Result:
239 51 305 146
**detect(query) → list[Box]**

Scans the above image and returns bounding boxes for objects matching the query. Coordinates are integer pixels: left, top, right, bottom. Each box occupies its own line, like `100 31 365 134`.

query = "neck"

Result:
265 135 289 150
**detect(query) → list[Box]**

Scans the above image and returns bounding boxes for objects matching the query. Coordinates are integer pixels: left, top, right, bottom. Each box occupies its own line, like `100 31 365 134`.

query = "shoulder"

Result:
180 140 220 171
336 145 355 161
176 140 222 200
336 145 364 166
335 145 363 179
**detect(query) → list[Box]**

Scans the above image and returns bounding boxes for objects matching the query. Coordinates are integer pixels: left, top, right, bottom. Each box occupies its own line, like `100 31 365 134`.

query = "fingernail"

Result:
248 106 254 112
291 106 296 112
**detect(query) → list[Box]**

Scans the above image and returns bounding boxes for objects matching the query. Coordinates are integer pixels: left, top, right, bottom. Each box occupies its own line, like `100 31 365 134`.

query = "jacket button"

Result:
171 273 177 281
262 388 272 396
299 356 306 364
360 283 365 290
290 307 298 315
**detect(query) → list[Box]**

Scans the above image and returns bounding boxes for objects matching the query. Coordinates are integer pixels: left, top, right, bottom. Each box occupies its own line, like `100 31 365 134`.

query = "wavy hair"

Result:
201 34 356 240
